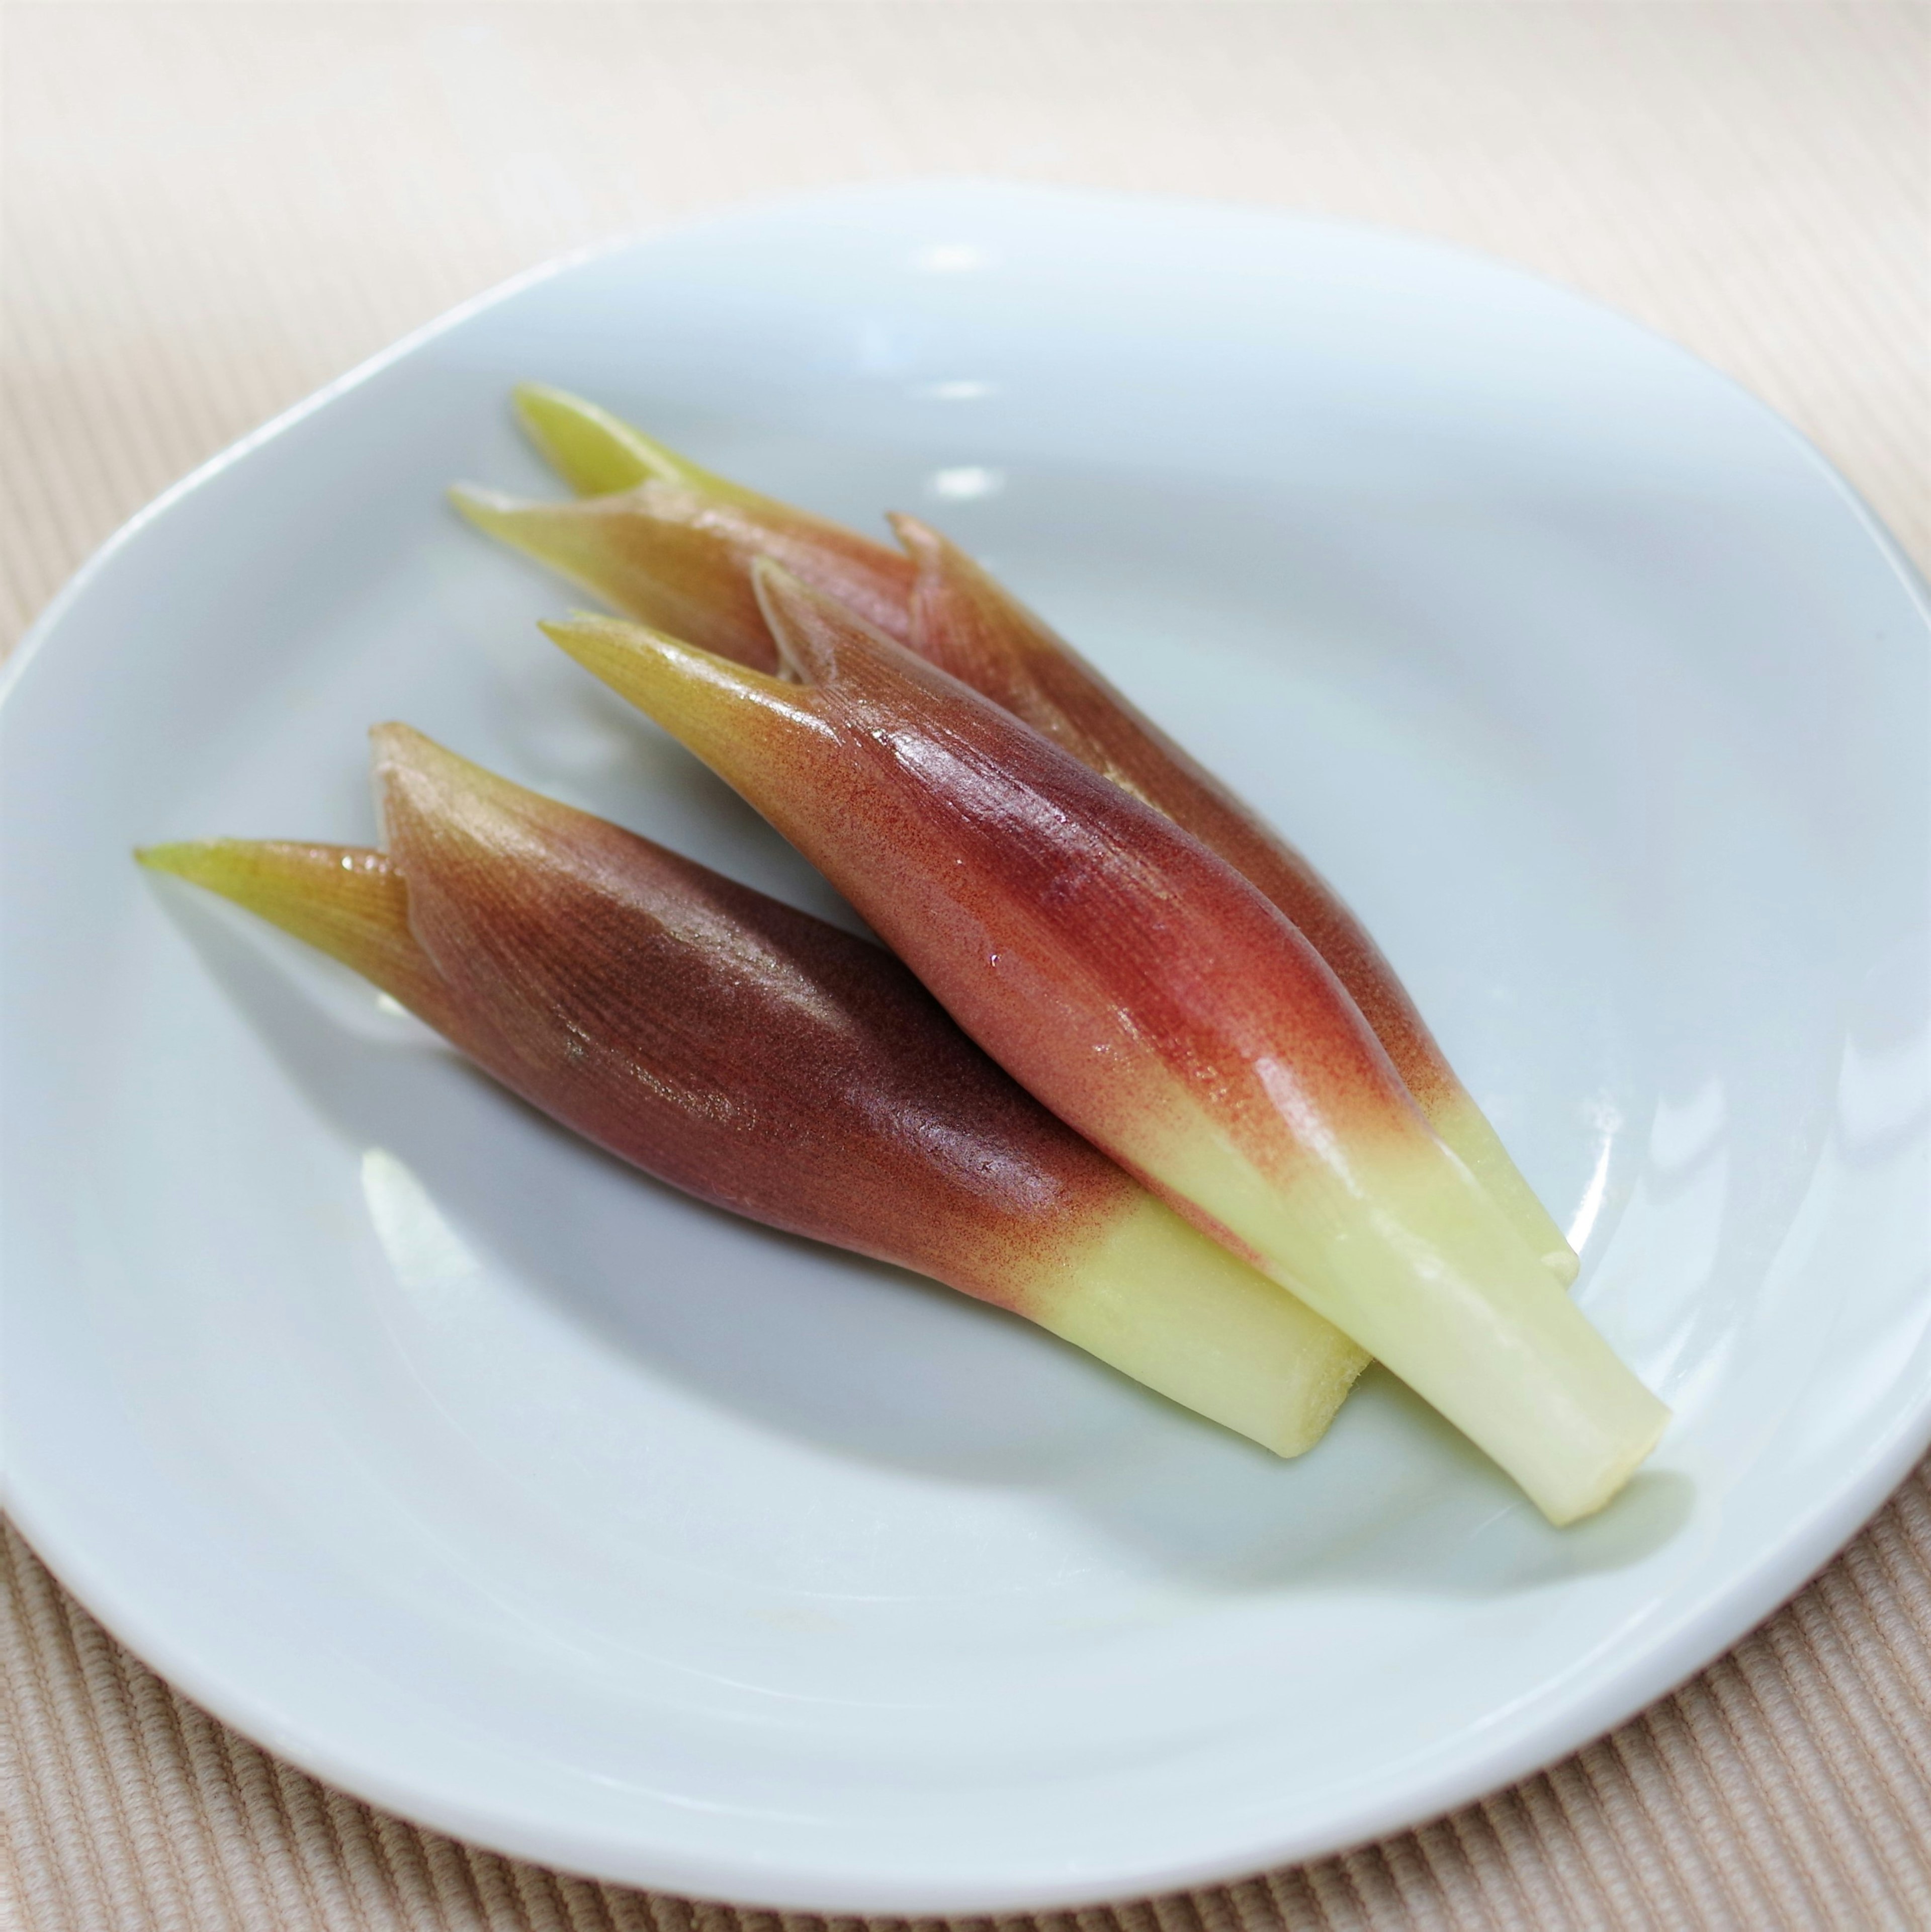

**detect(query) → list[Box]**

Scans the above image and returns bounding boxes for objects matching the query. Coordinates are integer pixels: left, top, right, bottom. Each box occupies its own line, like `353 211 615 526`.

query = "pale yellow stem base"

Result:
1032 1196 1370 1458
1433 1093 1581 1288
1155 1121 1667 1524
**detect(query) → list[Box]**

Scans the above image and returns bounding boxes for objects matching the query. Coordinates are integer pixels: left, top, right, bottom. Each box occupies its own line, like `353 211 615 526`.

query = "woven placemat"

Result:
4 6 1927 1927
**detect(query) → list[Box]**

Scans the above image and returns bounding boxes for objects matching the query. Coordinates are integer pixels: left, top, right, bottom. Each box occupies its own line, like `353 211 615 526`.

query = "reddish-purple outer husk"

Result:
890 515 1462 1115
378 736 1134 1305
459 404 1573 1278
542 583 1668 1524
546 577 1429 1214
151 742 1145 1312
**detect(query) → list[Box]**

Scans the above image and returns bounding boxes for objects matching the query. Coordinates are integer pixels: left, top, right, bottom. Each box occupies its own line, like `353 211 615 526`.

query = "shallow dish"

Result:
3 181 1926 1912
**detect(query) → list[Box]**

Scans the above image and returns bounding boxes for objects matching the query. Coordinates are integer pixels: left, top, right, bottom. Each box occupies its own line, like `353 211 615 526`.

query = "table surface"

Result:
3 6 1927 1928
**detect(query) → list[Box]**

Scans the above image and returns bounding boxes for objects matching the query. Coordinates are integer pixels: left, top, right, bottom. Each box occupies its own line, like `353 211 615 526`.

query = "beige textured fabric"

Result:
3 4 1927 1927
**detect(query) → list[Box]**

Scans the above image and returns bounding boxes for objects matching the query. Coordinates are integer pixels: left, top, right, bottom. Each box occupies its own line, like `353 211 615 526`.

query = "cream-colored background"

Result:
3 5 1927 1927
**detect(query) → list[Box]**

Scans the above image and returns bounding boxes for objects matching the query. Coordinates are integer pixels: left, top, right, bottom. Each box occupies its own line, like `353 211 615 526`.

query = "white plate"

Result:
3 182 1927 1912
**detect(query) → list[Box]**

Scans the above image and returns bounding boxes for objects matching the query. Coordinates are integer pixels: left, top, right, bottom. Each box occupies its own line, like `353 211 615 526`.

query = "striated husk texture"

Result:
546 577 1664 1523
455 385 1575 1283
140 728 1368 1457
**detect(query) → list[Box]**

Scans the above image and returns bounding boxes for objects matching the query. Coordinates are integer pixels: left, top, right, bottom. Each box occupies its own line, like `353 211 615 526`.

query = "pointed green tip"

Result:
539 612 771 711
135 836 300 921
136 838 233 885
510 381 576 414
137 834 326 909
448 481 529 532
540 614 643 706
508 381 765 507
540 611 642 643
511 382 604 431
134 833 437 1020
509 383 699 497
538 614 644 677
539 613 605 662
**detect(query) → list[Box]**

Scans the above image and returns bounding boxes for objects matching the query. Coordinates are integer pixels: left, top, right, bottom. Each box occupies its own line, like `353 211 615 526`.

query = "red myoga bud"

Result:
138 730 1367 1457
545 579 1665 1524
888 513 1577 1285
456 388 1573 1282
452 387 911 669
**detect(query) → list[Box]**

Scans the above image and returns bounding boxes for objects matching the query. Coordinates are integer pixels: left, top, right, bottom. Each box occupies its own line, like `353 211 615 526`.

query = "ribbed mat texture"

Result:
3 6 1927 1928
